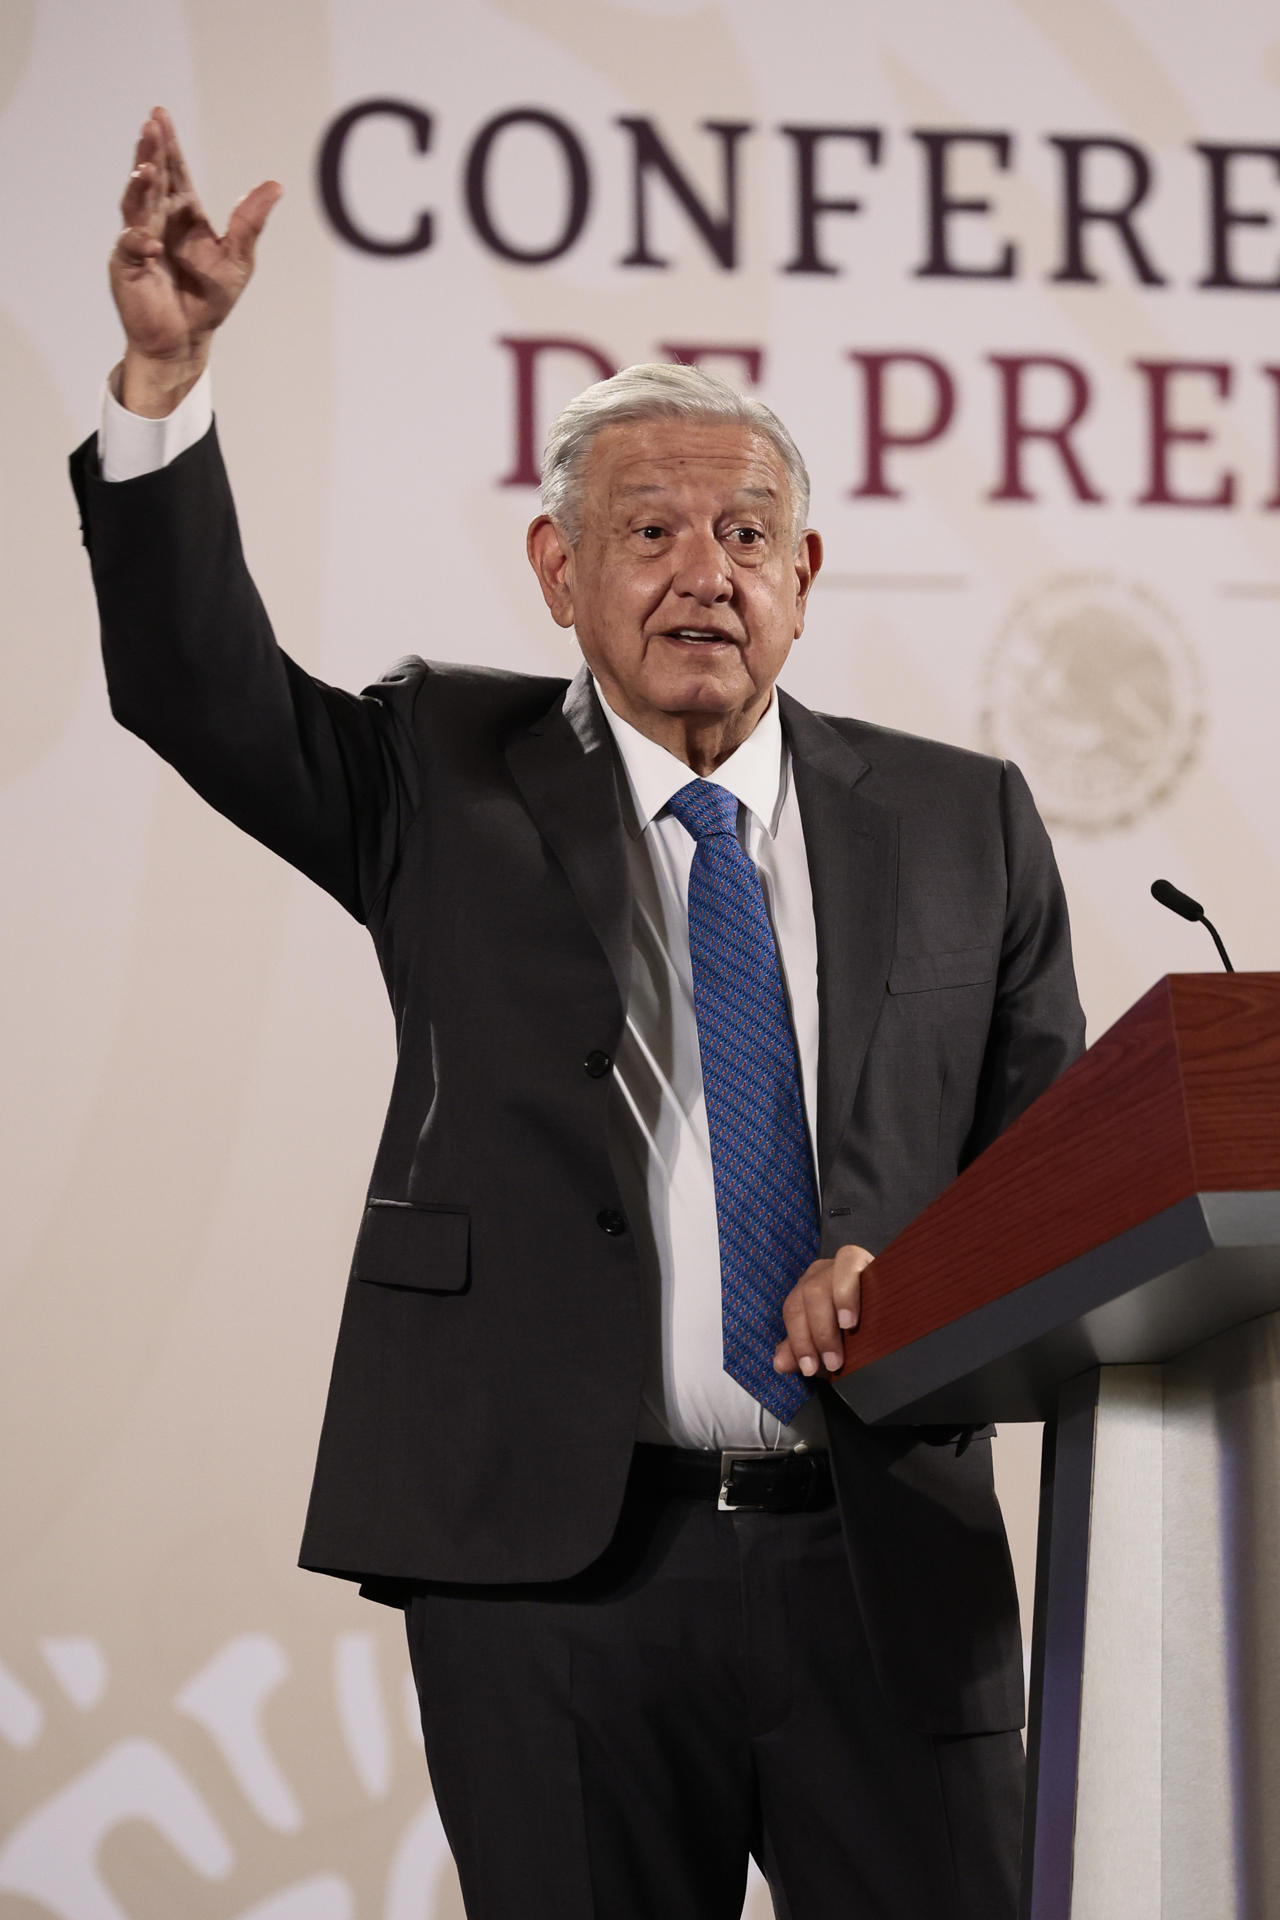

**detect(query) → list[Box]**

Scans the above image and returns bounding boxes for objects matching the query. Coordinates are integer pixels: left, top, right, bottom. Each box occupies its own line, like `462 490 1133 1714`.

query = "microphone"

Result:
1150 879 1235 972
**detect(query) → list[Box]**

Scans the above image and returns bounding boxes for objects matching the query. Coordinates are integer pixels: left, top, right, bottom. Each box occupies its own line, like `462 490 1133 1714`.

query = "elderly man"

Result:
73 109 1084 1920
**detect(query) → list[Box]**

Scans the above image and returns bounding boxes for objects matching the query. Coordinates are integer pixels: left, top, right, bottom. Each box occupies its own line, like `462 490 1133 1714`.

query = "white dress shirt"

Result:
98 382 828 1452
99 368 214 481
597 697 826 1452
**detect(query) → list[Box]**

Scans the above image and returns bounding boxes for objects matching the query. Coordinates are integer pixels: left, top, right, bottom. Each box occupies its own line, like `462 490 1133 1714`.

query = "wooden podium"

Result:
832 974 1280 1920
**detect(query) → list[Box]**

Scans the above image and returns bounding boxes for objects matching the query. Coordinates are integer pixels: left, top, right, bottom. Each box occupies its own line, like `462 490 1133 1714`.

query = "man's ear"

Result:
792 529 823 638
527 516 576 628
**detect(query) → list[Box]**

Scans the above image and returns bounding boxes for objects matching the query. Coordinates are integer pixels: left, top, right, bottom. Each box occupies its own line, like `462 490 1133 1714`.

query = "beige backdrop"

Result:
4 2 1280 1915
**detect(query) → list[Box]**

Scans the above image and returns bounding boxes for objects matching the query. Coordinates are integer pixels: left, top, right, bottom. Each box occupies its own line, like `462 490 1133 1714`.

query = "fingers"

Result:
773 1245 873 1381
121 108 203 229
225 180 284 267
121 136 160 229
121 111 178 234
153 107 193 196
113 225 164 268
132 115 161 172
116 118 165 255
119 168 155 230
832 1242 870 1332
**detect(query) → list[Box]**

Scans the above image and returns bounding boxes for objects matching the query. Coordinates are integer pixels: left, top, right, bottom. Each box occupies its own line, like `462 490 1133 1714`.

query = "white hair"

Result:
539 362 811 547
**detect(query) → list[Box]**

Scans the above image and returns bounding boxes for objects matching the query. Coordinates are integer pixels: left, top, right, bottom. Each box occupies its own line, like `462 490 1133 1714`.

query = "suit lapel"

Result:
779 691 899 1188
505 666 632 1011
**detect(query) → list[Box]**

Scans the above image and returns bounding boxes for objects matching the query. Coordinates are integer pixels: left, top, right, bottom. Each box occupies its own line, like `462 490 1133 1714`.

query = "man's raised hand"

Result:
110 108 281 416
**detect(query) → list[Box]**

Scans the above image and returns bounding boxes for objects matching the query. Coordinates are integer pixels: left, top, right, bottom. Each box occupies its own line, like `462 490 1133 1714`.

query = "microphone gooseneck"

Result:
1150 879 1235 972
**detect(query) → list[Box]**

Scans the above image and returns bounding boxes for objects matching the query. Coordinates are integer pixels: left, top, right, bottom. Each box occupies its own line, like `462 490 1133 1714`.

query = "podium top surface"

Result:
836 973 1280 1422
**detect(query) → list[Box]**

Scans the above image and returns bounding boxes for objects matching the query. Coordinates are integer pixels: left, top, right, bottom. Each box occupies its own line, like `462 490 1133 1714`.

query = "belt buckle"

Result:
717 1448 776 1512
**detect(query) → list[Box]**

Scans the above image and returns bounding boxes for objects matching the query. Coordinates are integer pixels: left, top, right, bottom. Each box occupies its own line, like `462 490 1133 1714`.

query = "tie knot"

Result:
666 779 739 843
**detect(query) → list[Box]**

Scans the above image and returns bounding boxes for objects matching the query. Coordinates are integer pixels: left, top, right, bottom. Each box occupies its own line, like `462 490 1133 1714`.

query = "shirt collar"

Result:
593 678 787 839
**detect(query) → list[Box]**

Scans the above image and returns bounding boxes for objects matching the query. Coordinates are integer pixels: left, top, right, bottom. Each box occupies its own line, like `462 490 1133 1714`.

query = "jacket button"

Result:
584 1049 612 1078
596 1208 627 1236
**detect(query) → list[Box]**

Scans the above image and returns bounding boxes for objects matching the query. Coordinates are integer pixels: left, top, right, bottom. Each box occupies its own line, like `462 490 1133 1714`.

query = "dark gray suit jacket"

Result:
72 423 1085 1736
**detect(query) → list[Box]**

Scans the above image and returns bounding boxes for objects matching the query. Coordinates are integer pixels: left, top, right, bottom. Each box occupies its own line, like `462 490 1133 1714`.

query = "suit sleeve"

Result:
70 422 420 923
961 759 1086 1166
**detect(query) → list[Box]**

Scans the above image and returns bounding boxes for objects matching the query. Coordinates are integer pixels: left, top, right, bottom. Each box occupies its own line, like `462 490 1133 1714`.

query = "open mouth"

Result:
661 628 736 646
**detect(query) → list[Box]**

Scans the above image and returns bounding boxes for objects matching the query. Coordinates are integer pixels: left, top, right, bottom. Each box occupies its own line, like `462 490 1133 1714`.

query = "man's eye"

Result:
730 527 763 545
638 525 666 540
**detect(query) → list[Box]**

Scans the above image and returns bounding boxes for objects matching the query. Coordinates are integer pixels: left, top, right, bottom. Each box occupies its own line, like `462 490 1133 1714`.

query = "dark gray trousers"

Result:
405 1468 1023 1919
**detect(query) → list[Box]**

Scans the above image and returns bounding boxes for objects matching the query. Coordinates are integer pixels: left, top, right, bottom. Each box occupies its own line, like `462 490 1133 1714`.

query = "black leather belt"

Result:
633 1444 835 1513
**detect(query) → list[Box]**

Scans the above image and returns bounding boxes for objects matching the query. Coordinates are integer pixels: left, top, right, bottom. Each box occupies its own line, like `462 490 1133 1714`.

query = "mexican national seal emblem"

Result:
979 573 1203 833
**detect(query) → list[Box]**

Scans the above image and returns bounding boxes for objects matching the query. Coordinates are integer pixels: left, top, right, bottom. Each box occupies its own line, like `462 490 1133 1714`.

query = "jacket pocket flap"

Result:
353 1200 470 1292
887 946 997 994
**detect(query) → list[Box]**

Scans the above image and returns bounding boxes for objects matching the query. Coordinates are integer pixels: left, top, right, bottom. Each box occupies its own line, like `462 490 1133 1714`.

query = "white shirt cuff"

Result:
98 368 214 482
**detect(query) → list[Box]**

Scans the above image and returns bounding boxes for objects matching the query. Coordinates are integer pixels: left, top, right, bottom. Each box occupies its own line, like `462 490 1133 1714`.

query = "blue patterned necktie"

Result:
666 778 821 1425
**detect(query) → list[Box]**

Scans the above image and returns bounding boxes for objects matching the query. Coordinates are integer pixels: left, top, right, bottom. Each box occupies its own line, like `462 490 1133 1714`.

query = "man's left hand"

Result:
773 1244 873 1379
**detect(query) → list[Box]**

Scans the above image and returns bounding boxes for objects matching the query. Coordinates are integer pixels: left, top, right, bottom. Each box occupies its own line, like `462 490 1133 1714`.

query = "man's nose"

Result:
672 529 732 601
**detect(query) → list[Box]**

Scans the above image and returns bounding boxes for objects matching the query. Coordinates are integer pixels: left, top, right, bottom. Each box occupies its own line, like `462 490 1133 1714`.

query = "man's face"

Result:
527 418 822 752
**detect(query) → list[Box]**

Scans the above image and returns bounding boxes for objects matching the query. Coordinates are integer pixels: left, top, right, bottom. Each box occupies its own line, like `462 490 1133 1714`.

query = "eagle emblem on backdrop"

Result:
980 573 1204 833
